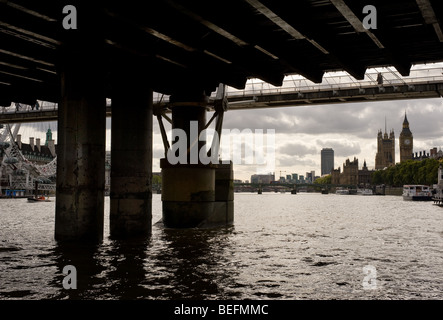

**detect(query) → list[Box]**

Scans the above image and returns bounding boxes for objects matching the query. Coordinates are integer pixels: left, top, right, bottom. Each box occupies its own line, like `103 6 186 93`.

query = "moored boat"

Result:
357 188 374 195
432 164 443 206
27 180 51 202
335 187 349 195
27 195 51 202
402 185 432 201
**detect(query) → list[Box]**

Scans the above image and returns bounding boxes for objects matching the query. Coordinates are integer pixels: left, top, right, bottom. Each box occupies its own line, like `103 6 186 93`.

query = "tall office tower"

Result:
321 148 334 175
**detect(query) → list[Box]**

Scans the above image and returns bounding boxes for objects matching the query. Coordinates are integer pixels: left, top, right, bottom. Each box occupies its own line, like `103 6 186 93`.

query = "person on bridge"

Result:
377 73 383 85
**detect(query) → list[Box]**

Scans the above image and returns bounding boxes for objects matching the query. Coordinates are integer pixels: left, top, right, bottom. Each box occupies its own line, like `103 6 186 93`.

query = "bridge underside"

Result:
1 0 443 105
1 0 443 241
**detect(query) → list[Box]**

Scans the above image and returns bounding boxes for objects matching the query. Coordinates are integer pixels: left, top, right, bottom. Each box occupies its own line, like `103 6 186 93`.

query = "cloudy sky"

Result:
15 64 443 182
218 97 443 181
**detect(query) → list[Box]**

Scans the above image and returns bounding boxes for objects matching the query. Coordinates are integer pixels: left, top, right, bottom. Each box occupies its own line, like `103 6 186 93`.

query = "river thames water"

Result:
0 193 442 300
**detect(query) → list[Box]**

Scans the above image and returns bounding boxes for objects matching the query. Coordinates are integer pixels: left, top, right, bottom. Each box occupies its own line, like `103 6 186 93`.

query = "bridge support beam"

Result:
161 92 233 228
110 63 153 238
55 32 106 242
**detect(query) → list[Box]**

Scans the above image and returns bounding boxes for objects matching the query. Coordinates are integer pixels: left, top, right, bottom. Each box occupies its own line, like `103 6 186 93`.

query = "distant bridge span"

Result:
1 66 442 124
234 183 358 188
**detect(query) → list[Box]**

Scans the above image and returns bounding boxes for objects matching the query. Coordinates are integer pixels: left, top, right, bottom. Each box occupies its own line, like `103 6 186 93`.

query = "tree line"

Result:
314 158 442 187
371 158 441 187
314 175 331 185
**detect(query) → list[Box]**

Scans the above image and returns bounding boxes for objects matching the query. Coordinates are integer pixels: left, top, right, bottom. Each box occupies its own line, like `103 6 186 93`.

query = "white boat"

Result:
432 164 443 206
336 188 349 195
357 188 374 195
402 185 432 201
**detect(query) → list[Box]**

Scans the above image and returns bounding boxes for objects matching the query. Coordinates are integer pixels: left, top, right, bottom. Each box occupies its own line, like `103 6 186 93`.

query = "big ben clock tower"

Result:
399 112 413 162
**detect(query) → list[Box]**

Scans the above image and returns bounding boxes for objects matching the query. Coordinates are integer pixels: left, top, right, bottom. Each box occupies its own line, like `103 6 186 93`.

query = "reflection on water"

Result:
0 193 443 300
45 227 237 300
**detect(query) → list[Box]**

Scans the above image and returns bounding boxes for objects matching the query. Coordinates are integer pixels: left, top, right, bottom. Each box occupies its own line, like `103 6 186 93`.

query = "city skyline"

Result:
206 96 443 181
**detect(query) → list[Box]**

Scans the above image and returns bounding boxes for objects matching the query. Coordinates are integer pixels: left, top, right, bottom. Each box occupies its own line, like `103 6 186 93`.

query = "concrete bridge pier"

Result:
110 61 153 238
214 162 234 225
160 91 233 228
55 29 106 242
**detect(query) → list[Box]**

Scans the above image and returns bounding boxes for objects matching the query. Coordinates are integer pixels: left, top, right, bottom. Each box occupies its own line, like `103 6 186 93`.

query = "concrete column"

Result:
161 92 212 227
214 162 234 225
161 91 234 228
55 69 106 240
110 61 153 238
161 159 216 228
55 5 106 242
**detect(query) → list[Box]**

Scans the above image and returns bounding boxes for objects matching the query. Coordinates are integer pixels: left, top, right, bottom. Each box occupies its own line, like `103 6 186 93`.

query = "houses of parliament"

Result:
375 113 413 170
331 113 433 186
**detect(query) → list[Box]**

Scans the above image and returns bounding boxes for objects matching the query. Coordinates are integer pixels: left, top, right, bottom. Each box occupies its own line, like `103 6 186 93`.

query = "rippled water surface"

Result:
1 193 442 300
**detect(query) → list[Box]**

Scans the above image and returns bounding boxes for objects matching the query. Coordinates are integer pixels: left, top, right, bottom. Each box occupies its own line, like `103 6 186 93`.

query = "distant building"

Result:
0 129 56 194
339 158 358 185
331 158 374 186
375 121 395 170
430 148 443 160
399 113 443 162
305 171 316 183
399 112 413 163
331 168 340 184
45 128 53 146
15 131 56 164
430 148 443 159
321 148 334 176
250 173 275 184
412 148 443 161
413 150 429 161
358 160 372 186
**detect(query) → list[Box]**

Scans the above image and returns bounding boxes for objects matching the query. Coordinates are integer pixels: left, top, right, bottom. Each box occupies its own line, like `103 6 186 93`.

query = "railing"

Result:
13 182 56 191
0 100 58 115
223 65 443 97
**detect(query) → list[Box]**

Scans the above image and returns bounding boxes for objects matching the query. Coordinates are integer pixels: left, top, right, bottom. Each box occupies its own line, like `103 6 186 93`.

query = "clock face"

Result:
405 139 410 145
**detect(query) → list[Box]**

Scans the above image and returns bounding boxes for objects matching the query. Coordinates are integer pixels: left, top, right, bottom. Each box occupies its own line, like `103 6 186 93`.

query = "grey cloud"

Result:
278 156 318 169
20 121 57 135
315 139 361 157
279 142 317 158
221 98 443 142
153 144 166 159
